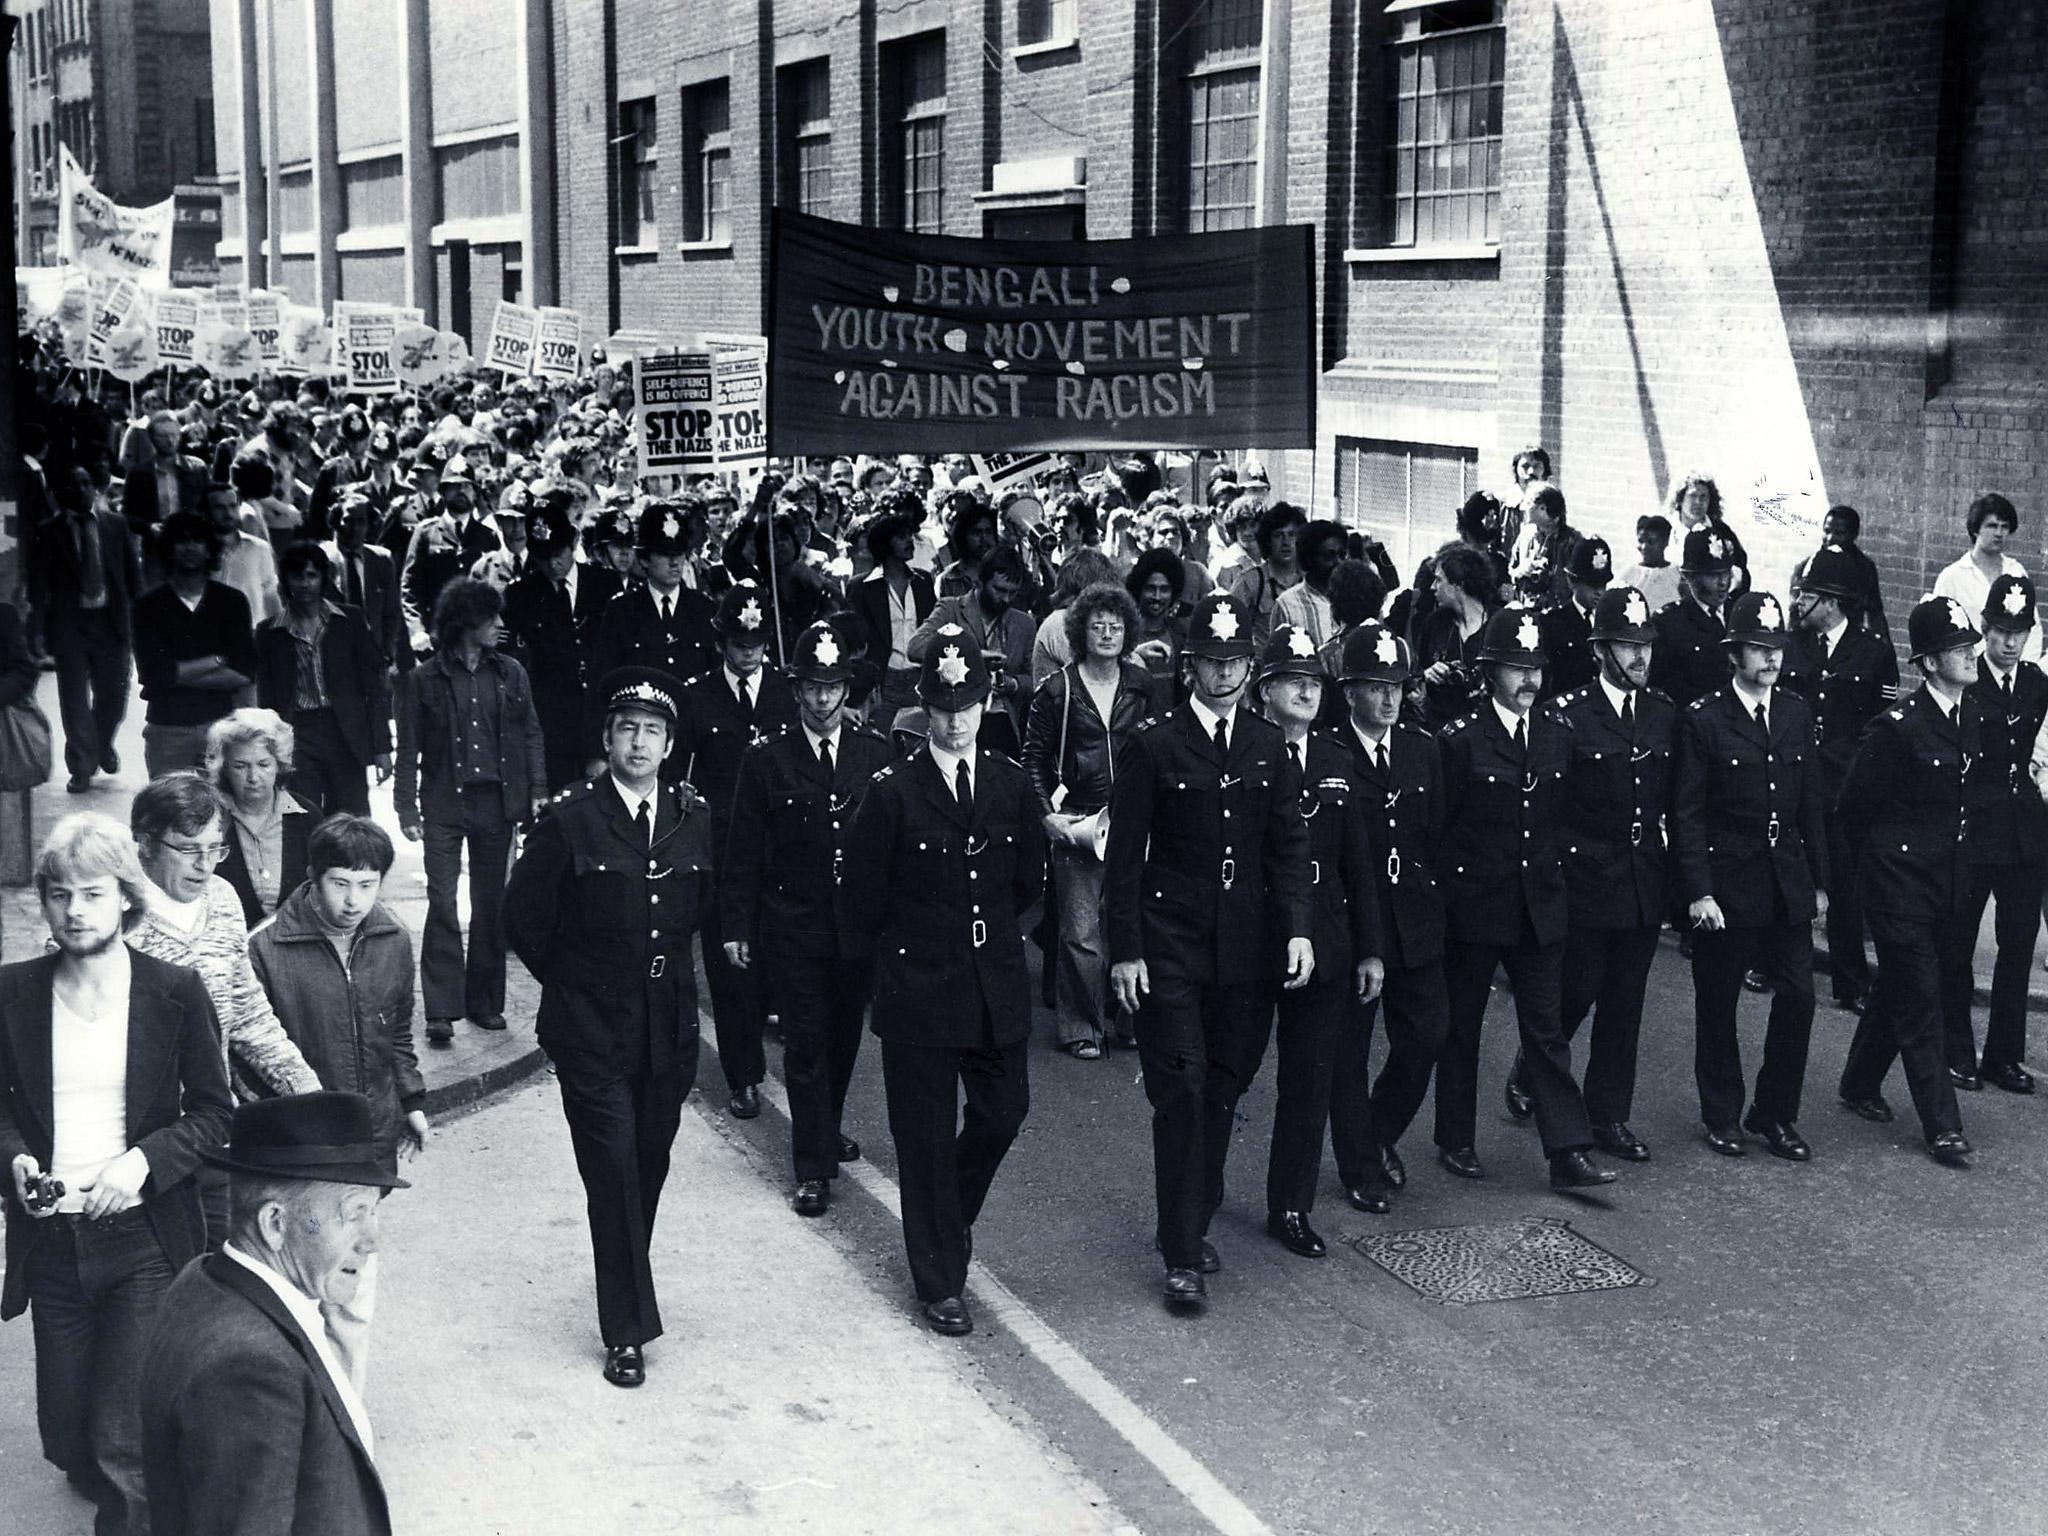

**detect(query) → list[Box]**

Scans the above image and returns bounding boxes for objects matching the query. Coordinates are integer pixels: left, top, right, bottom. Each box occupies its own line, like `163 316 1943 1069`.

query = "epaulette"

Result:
1394 720 1431 739
1689 696 1709 710
873 763 896 781
1136 715 1163 732
848 721 888 743
1442 716 1471 733
1645 686 1674 705
984 749 1022 771
544 778 602 812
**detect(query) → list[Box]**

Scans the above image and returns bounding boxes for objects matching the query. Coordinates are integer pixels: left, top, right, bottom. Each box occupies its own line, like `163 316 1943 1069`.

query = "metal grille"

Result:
1351 1217 1649 1306
1334 435 1476 577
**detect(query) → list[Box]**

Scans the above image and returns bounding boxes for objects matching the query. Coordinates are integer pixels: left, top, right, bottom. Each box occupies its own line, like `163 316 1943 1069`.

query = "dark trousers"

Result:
1329 959 1449 1187
23 1206 174 1536
1514 923 1660 1124
1690 921 1815 1128
701 907 767 1095
1265 979 1344 1214
769 951 871 1183
554 1047 694 1346
421 786 515 1021
1840 911 1968 1141
51 610 129 778
1961 859 2045 1072
290 706 370 815
1135 975 1273 1270
880 1035 1029 1303
1437 929 1591 1157
1824 808 1871 1002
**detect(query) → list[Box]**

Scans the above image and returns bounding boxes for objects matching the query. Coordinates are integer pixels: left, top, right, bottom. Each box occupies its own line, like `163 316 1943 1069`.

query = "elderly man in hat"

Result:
398 455 503 658
582 499 721 761
1536 534 1614 700
1673 591 1829 1161
837 627 1047 1336
502 488 626 791
1506 586 1675 1162
1433 606 1613 1191
139 1092 397 1535
1958 573 2048 1092
724 622 894 1216
1835 597 1980 1167
1650 526 1738 710
1327 620 1447 1213
504 666 716 1386
1782 543 1900 1015
1106 591 1313 1309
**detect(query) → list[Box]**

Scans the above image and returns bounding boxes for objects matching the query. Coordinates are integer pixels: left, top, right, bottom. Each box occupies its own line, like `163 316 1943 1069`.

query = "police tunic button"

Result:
1223 809 1231 819
971 905 980 915
1521 859 1529 868
969 871 979 880
650 895 659 905
648 861 658 871
651 929 660 939
1224 846 1233 856
597 863 606 871
919 842 927 850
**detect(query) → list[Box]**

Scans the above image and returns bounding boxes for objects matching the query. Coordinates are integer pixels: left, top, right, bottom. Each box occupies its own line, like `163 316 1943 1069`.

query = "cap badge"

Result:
1286 629 1316 659
1208 603 1241 642
662 512 681 540
1591 545 1610 572
813 632 842 668
1624 591 1650 628
1516 616 1541 652
1757 595 1782 630
738 597 765 631
1375 630 1400 666
1947 597 1971 629
2003 586 2029 617
937 645 970 687
1706 532 1726 560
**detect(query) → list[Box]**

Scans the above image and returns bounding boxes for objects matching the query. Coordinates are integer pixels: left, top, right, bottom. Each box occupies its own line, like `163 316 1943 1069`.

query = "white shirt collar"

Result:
803 721 840 761
1492 698 1530 738
1189 694 1237 747
612 776 657 821
1732 678 1775 719
724 663 756 701
1351 720 1392 756
1598 674 1636 720
1821 615 1849 652
221 1242 376 1460
928 739 976 792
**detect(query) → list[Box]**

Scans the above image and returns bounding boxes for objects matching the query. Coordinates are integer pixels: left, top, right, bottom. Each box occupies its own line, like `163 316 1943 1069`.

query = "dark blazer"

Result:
217 794 321 929
36 503 138 650
1280 730 1382 985
1672 684 1829 928
1648 597 1731 710
1337 720 1446 973
120 456 210 536
1836 688 1976 920
0 951 234 1322
850 566 937 670
1962 659 2048 867
1436 704 1571 948
255 604 393 770
1544 682 1677 930
1780 623 1899 798
394 648 547 827
837 749 1047 1049
321 540 403 664
140 1254 391 1536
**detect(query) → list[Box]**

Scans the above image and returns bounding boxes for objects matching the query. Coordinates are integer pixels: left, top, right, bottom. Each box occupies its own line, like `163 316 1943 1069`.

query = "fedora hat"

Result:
202 1091 409 1190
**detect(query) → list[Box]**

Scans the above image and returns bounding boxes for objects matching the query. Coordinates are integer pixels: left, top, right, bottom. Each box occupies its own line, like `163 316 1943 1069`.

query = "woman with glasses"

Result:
206 708 320 926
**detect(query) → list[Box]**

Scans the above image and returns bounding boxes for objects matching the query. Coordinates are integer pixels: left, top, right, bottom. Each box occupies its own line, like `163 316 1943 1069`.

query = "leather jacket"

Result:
1023 661 1156 816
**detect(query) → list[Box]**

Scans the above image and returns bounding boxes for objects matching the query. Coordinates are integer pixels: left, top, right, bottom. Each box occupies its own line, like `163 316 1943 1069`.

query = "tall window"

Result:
278 169 314 235
777 60 832 217
194 98 217 178
1382 0 1504 247
341 155 403 231
1184 0 1262 232
1335 436 1478 574
435 134 520 222
1017 0 1078 47
618 97 657 245
682 80 731 244
886 32 946 233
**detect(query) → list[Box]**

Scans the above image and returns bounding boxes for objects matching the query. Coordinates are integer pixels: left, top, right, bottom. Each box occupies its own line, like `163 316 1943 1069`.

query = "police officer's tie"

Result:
1376 741 1389 776
1622 693 1635 738
954 759 973 820
738 673 755 718
1513 717 1527 757
1755 702 1769 735
659 594 672 624
634 796 652 849
1213 719 1230 760
819 737 834 780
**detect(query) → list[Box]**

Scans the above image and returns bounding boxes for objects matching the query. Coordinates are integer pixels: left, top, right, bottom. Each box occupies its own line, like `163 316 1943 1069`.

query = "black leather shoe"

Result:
836 1134 862 1161
728 1085 761 1119
1154 1239 1221 1274
603 1345 645 1388
792 1180 828 1217
1840 1093 1894 1123
1163 1268 1207 1307
925 1296 973 1335
1985 1062 2035 1095
1439 1145 1486 1180
468 1013 507 1032
99 748 119 775
1503 1075 1534 1123
1928 1131 1973 1168
426 1017 455 1046
1549 1150 1617 1189
1266 1211 1327 1258
1949 1066 1983 1092
1376 1141 1407 1189
1703 1124 1746 1157
65 774 91 794
1592 1122 1650 1162
1347 1182 1391 1215
1743 968 1771 993
1742 1112 1812 1162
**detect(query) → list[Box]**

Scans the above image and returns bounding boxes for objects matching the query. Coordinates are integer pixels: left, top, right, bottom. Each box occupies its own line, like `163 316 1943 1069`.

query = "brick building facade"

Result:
199 0 2047 618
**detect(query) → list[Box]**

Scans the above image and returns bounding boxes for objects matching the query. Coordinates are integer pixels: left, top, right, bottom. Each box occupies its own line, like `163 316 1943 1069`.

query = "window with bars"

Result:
1017 0 1078 47
682 80 731 244
777 60 832 217
886 32 946 233
1184 0 1262 233
618 97 657 246
435 134 520 222
341 155 403 231
1335 435 1478 573
1381 0 1504 248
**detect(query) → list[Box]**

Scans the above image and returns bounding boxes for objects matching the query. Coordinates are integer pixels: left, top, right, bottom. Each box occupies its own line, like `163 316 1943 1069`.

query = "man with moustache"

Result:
1673 592 1829 1160
1434 607 1612 1191
1506 586 1674 1161
1835 597 1979 1168
1107 592 1313 1309
723 623 894 1217
1252 625 1383 1259
837 629 1046 1337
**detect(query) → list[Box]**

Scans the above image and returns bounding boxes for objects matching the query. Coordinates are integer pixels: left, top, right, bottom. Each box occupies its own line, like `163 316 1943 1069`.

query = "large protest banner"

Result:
58 146 176 288
766 209 1314 456
634 351 716 481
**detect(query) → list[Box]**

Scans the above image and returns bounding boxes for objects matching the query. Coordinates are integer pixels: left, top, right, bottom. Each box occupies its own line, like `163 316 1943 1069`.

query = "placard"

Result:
153 289 203 366
485 301 540 378
58 145 175 287
712 346 767 469
534 307 584 382
105 322 159 382
394 322 446 388
279 305 330 374
87 275 144 368
972 452 1058 496
245 290 283 367
343 306 398 394
634 350 716 479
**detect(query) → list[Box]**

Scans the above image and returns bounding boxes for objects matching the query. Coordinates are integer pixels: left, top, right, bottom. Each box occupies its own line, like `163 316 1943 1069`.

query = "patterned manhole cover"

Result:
1349 1217 1651 1306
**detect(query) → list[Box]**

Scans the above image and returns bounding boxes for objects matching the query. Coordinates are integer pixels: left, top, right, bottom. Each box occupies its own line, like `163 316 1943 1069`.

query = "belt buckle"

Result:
649 955 666 979
971 919 988 949
1629 819 1643 848
1387 849 1401 885
1766 816 1781 848
1220 857 1236 890
832 850 844 886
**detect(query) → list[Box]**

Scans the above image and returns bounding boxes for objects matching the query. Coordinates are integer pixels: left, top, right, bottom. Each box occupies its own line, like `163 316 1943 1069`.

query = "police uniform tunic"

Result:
582 585 719 745
1649 597 1730 710
1836 688 1974 1141
723 722 894 1183
502 774 714 1347
1103 703 1310 1271
1959 657 2048 1074
502 563 625 790
1536 598 1597 701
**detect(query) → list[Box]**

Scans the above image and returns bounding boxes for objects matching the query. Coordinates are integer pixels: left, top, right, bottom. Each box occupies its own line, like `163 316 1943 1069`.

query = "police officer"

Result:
1536 534 1613 701
582 500 720 755
674 585 799 1121
1835 597 1978 1167
398 455 503 657
1649 526 1737 709
723 622 893 1216
1434 606 1612 1191
1509 586 1674 1161
1329 621 1448 1213
502 666 716 1388
1672 591 1829 1160
1957 573 2048 1093
586 505 642 580
1107 591 1312 1309
1253 624 1384 1260
837 624 1046 1337
501 488 626 790
1782 543 1899 1014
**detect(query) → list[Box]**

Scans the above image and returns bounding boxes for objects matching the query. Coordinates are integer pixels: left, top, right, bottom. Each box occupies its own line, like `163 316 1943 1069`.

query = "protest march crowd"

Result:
4 294 2048 1534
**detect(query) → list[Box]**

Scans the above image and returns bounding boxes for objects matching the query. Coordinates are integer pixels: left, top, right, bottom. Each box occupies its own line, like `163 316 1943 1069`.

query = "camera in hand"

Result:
24 1171 65 1212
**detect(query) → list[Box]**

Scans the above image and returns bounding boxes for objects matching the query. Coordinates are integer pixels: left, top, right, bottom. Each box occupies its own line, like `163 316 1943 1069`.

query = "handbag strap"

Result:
1055 664 1073 792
